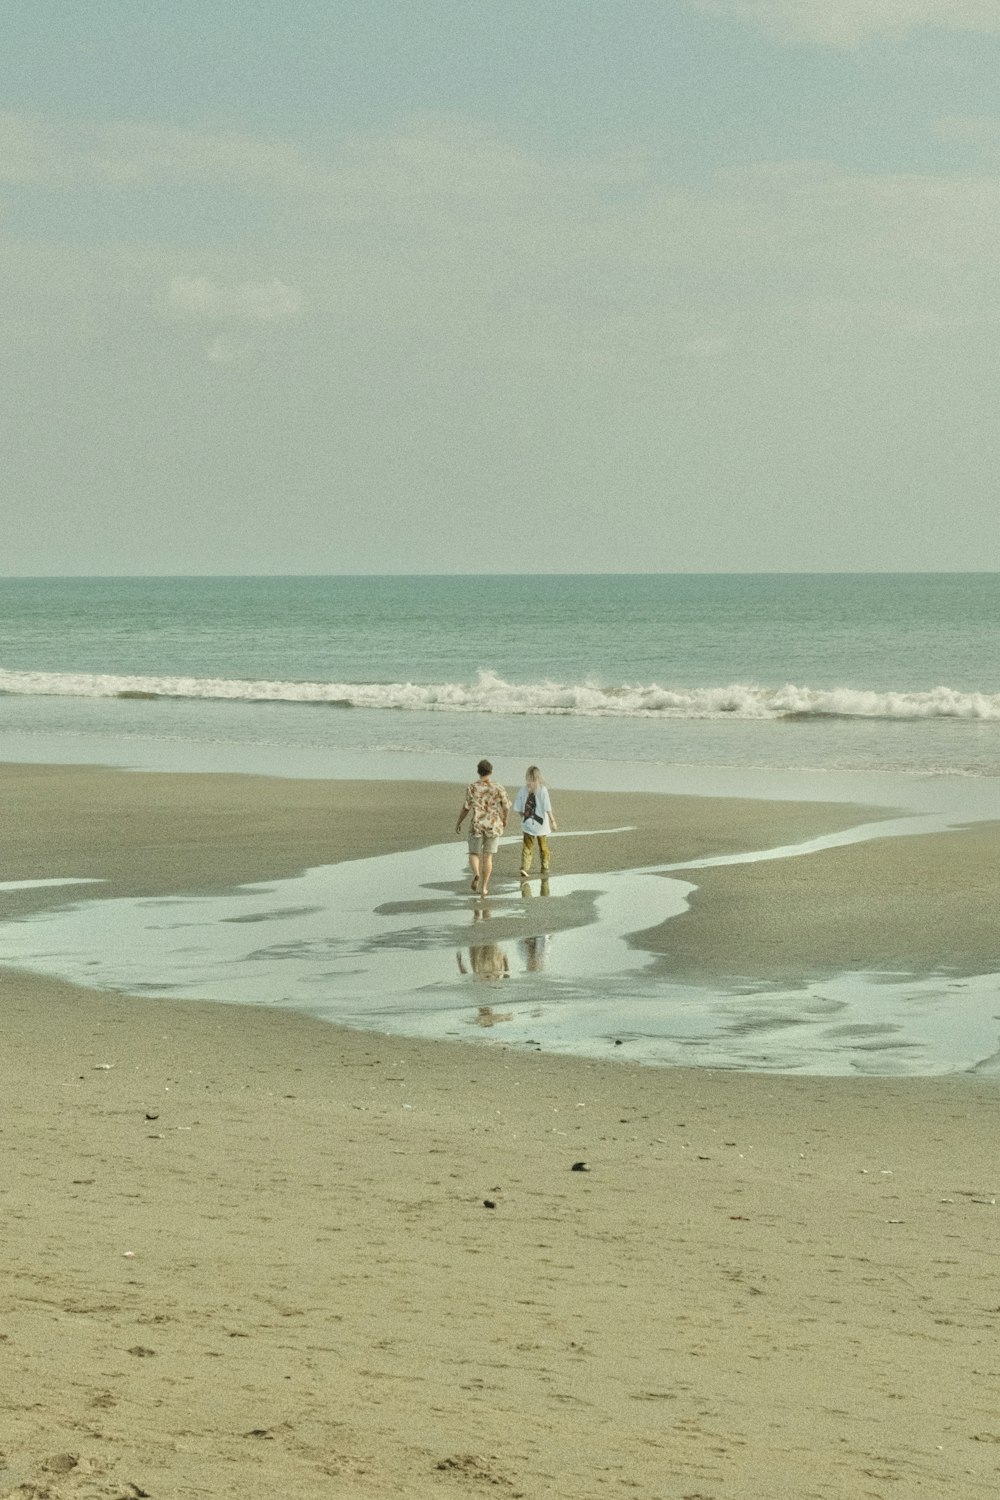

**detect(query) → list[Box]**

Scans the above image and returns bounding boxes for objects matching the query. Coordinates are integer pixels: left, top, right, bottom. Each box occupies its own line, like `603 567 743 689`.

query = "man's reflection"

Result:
456 942 510 981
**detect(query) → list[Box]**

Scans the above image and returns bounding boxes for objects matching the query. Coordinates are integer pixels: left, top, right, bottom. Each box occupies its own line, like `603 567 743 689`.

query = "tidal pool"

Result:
3 819 999 1076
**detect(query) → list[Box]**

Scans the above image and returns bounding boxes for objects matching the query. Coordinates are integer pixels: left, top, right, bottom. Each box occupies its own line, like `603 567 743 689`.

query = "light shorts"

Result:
468 831 500 855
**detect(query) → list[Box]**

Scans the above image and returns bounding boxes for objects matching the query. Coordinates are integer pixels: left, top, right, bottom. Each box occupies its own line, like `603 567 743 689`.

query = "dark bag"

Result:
523 790 541 824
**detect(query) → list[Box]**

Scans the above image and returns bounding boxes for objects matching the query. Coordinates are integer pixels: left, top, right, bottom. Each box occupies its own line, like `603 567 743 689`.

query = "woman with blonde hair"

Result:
513 765 557 880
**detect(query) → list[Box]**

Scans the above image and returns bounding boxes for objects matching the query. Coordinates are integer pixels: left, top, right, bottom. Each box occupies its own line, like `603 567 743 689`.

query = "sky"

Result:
3 0 1000 575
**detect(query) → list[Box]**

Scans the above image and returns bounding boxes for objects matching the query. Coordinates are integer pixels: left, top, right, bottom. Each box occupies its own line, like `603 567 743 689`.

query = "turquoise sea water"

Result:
1 573 999 777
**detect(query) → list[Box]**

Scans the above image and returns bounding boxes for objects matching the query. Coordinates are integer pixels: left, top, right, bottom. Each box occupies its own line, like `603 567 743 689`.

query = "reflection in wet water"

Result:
2 824 1000 1076
468 1005 515 1027
457 944 510 982
520 934 550 972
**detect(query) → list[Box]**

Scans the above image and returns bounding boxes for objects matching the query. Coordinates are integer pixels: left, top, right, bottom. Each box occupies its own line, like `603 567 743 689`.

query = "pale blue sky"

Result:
3 1 1000 573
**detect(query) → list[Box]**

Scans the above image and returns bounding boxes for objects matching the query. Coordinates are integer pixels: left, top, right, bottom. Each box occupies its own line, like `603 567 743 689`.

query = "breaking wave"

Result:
1 668 999 722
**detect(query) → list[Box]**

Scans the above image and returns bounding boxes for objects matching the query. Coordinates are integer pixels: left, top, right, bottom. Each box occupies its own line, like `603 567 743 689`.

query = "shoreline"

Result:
9 716 1000 810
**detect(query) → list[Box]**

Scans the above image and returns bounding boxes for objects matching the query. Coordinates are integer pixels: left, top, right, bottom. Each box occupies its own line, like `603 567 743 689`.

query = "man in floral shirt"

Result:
455 759 510 898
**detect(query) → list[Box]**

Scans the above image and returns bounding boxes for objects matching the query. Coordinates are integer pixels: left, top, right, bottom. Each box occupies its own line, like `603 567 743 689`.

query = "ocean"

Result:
2 572 999 780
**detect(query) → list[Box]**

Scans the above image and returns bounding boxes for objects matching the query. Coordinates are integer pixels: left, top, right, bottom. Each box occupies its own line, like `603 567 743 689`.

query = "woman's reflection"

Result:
520 933 551 972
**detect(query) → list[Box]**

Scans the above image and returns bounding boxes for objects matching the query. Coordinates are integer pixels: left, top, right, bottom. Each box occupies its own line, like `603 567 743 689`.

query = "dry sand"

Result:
3 763 1000 1499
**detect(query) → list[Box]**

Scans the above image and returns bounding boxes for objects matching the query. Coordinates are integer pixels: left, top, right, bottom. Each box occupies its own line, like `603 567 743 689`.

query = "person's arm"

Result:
546 790 557 831
456 802 468 834
501 787 511 830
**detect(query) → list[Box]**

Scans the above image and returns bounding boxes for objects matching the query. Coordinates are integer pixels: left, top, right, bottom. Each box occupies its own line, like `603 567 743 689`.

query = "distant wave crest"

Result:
2 667 999 723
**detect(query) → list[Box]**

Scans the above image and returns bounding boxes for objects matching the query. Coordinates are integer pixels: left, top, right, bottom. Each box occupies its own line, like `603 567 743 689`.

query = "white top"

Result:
513 783 553 836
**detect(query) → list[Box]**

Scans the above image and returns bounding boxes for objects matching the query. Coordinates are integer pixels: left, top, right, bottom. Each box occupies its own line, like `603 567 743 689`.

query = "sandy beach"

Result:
3 763 1000 1498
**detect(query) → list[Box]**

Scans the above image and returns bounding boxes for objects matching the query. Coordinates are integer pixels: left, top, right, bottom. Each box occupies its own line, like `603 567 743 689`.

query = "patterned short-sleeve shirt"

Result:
463 779 511 838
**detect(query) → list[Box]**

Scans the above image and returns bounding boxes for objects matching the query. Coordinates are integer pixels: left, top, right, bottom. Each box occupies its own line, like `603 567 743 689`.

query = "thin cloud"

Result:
205 336 237 364
689 0 1000 46
0 111 316 191
937 115 1000 154
6 107 1000 372
169 276 302 323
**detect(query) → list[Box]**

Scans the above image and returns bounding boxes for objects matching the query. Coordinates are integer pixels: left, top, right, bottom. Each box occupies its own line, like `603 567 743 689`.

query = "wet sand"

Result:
3 762 1000 1498
0 760 876 906
645 821 1000 983
4 761 999 982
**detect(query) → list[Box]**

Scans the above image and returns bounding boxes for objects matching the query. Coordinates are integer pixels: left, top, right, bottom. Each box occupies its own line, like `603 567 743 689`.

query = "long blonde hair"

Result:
525 765 545 790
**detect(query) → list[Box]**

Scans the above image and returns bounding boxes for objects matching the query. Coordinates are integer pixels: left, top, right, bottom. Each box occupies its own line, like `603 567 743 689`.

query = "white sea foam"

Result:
1 667 999 722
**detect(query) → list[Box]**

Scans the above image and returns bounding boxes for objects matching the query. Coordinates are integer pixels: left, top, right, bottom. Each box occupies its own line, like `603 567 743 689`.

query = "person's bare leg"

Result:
480 850 493 896
468 850 481 891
